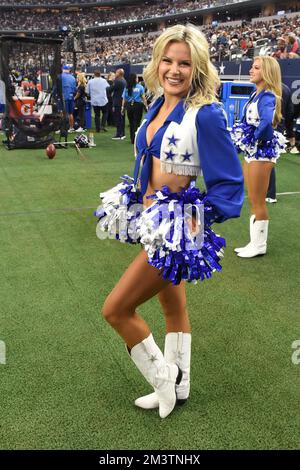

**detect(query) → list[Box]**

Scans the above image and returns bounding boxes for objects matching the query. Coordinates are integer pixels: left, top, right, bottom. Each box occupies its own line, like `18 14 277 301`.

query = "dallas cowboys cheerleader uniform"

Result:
95 96 244 285
230 89 286 162
230 90 286 258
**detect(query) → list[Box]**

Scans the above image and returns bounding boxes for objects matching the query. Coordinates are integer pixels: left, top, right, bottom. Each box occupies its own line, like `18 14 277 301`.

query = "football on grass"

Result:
46 144 56 159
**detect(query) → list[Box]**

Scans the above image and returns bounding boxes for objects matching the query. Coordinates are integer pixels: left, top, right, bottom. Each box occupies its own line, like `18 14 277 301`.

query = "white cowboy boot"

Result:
134 332 191 410
130 334 182 418
234 214 256 253
237 219 269 258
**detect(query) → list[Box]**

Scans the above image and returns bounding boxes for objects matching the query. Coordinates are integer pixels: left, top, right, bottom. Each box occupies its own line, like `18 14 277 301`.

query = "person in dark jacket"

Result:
74 73 87 132
109 68 127 139
121 73 148 144
106 72 115 127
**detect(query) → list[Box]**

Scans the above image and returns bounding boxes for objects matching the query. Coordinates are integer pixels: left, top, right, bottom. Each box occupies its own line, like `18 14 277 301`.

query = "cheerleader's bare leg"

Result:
102 249 169 347
158 282 190 333
102 249 182 418
234 160 255 253
135 282 192 410
237 161 274 258
235 161 254 254
243 161 249 198
247 161 274 220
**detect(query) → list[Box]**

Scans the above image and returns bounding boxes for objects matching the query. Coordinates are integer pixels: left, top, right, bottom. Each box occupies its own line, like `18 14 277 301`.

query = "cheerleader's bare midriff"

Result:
143 156 195 208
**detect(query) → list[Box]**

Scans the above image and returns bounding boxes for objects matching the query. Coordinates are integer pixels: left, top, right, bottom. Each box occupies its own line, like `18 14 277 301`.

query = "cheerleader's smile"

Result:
159 41 192 99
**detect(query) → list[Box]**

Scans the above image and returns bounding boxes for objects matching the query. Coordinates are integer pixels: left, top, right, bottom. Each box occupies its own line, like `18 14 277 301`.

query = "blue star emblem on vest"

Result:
165 149 176 161
181 150 192 161
167 134 180 146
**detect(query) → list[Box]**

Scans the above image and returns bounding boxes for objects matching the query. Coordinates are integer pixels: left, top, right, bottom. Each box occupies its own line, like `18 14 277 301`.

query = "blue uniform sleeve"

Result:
254 92 275 141
139 84 145 96
196 103 244 224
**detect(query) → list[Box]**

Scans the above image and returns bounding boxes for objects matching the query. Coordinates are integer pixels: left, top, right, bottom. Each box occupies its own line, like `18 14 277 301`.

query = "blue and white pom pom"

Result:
95 175 143 243
230 122 286 161
138 182 226 285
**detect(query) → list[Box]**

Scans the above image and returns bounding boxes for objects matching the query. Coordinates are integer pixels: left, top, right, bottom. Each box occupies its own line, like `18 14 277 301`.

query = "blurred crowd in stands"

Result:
5 14 300 71
0 0 269 31
0 0 232 8
205 16 300 62
0 0 299 69
66 15 300 67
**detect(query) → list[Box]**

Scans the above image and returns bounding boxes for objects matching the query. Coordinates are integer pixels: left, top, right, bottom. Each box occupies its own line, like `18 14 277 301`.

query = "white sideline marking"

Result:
277 191 300 196
0 340 6 365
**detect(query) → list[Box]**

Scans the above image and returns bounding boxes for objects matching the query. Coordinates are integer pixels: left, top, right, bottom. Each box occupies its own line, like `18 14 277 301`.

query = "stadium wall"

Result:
87 59 300 90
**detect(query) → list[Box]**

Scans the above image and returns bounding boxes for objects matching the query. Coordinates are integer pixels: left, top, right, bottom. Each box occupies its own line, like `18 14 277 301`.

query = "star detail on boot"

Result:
150 354 158 362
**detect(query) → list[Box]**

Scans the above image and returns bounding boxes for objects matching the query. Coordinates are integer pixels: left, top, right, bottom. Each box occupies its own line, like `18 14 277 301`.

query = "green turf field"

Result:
0 125 299 450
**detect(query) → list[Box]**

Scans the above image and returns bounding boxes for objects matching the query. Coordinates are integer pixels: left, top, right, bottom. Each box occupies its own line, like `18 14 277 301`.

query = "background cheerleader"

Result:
231 56 286 258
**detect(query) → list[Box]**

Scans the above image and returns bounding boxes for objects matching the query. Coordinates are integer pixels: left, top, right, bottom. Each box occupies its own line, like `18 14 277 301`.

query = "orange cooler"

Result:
9 97 35 118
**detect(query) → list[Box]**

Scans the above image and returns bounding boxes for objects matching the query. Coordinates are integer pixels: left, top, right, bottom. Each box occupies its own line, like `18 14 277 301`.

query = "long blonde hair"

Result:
77 72 87 87
254 56 282 127
143 24 220 110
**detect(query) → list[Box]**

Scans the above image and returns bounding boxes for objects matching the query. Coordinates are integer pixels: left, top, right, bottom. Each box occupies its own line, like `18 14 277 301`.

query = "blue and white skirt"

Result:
95 177 226 285
230 122 286 163
94 175 143 244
